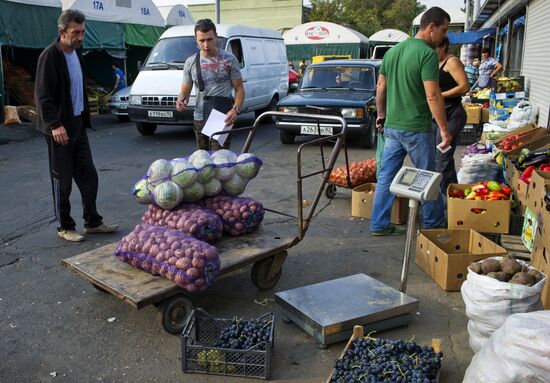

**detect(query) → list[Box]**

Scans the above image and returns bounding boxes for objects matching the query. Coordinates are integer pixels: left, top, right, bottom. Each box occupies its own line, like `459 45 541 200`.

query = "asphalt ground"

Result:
0 114 472 382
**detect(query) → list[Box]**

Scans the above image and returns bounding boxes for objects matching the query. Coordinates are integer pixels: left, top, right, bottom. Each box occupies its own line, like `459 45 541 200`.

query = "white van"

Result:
128 24 288 135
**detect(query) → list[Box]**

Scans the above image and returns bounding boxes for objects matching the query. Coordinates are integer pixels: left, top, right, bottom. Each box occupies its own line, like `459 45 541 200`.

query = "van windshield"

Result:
144 36 227 70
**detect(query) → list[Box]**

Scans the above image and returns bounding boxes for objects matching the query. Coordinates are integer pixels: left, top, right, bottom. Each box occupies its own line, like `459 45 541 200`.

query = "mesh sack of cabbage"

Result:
142 203 223 244
202 195 265 236
115 224 221 293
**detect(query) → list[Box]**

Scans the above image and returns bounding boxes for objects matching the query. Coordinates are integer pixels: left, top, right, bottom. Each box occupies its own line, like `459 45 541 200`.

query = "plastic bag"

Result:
141 203 223 244
457 153 502 184
463 311 550 383
115 224 220 293
460 257 546 353
3 106 21 125
202 195 265 236
507 100 539 130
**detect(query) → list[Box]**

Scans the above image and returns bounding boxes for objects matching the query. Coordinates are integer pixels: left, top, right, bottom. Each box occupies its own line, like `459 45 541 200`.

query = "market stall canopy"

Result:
369 29 409 43
448 28 496 44
283 21 368 45
0 0 61 48
158 4 194 26
413 8 466 26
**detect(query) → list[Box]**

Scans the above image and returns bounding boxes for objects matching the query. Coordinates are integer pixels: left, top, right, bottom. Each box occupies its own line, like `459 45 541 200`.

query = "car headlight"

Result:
278 106 298 113
129 95 141 105
341 108 364 118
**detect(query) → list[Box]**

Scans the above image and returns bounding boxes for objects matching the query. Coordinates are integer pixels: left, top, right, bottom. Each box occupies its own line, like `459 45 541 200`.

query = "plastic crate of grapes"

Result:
326 326 442 383
181 308 275 380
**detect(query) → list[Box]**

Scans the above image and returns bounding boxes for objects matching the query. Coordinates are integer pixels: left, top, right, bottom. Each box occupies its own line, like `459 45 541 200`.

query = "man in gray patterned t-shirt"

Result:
176 19 244 150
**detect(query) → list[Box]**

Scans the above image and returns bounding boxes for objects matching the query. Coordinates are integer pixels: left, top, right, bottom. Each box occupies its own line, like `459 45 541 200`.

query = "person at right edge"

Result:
370 7 451 236
176 19 244 150
432 37 470 200
35 9 118 242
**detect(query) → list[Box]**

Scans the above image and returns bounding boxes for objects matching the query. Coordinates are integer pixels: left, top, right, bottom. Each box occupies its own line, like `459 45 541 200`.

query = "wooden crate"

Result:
88 96 99 116
500 234 531 260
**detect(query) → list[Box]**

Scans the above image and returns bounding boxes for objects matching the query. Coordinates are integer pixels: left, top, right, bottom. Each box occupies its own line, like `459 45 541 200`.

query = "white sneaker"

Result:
58 230 84 242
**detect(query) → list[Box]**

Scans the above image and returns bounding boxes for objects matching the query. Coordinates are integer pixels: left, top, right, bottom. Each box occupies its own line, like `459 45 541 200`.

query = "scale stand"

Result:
276 167 442 347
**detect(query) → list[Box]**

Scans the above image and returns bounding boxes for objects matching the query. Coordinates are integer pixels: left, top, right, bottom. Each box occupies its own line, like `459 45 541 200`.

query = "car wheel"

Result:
255 95 278 123
136 122 157 136
279 129 295 144
359 124 376 148
117 115 130 122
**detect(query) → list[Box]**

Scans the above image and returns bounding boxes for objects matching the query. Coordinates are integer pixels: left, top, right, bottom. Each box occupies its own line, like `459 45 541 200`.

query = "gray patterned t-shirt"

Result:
182 49 242 121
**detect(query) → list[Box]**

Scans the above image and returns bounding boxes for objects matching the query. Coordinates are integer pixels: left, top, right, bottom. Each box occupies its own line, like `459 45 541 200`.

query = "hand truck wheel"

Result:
325 184 337 199
251 254 284 290
158 295 194 335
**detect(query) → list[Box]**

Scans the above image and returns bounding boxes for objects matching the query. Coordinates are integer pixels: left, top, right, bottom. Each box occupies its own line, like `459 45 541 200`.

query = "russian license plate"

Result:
300 125 333 135
119 105 127 110
148 110 173 118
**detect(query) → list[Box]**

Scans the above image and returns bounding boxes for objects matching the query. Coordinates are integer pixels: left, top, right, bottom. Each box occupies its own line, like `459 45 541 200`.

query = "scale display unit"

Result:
276 167 442 346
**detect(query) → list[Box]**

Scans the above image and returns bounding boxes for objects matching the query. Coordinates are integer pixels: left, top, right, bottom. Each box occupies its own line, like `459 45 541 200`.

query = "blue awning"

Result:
448 28 496 44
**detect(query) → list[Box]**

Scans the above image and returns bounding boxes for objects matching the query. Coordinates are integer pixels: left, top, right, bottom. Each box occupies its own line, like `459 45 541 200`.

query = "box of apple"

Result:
448 181 512 201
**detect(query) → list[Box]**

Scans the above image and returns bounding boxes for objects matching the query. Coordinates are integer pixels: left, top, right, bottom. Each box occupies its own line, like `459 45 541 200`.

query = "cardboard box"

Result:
526 171 550 214
495 127 548 151
481 122 538 143
464 103 482 124
351 183 407 224
481 107 489 123
447 184 511 233
489 91 526 108
416 229 508 291
531 231 550 309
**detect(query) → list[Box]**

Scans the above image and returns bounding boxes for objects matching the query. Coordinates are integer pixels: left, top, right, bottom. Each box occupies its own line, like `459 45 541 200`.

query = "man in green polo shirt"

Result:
371 7 451 235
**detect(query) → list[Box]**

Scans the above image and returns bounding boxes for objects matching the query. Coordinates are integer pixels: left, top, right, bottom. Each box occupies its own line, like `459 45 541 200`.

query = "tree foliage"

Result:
308 0 426 38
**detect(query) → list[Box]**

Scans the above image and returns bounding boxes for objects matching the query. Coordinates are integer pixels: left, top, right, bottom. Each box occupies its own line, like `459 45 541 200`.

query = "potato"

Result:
481 258 501 274
527 268 544 283
509 272 536 286
500 257 522 275
486 271 510 282
469 262 482 274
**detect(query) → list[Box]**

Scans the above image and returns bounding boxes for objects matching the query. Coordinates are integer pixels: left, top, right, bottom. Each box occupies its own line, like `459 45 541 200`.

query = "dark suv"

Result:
276 59 380 148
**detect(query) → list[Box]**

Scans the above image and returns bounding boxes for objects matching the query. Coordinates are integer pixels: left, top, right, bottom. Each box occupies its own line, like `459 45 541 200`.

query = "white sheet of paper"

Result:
201 108 232 146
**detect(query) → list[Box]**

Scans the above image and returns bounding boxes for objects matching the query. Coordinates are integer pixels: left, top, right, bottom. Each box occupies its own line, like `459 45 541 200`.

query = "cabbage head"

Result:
171 159 198 189
153 181 183 210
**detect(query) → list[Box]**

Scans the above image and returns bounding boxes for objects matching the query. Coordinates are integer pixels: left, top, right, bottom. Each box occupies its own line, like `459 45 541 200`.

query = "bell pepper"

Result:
466 191 477 200
464 187 472 196
519 165 535 183
487 191 508 200
472 184 487 192
487 181 501 191
539 163 550 172
474 187 490 196
501 185 512 196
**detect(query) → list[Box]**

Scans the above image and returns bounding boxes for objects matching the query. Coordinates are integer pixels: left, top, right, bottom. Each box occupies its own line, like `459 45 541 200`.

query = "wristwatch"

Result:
232 106 241 114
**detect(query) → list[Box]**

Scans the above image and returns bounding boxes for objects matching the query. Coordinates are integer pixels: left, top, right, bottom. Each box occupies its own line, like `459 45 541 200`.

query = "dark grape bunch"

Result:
330 336 442 383
215 318 272 350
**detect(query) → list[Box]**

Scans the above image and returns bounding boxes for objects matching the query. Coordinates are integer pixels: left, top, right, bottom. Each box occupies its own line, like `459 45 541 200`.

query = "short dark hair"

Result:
481 47 490 54
438 37 450 53
194 19 216 35
58 9 85 30
420 7 451 29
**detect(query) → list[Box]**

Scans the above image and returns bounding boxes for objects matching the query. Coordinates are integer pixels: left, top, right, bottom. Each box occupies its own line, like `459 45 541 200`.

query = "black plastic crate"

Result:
457 124 481 146
181 308 274 380
509 211 525 235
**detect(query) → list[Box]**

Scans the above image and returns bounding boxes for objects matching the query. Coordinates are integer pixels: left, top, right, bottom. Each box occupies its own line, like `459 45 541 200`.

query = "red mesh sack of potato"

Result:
202 195 265 236
115 224 220 293
142 203 223 244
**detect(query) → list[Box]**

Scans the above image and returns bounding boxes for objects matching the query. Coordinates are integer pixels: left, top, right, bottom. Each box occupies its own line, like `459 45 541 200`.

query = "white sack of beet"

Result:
202 195 265 236
115 224 220 293
142 203 223 244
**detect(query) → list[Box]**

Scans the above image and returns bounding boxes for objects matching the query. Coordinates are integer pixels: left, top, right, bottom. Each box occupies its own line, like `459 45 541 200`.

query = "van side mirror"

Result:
137 60 142 72
290 83 299 91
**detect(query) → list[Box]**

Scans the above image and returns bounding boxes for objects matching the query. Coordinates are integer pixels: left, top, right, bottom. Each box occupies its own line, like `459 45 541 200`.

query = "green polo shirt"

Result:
380 38 439 132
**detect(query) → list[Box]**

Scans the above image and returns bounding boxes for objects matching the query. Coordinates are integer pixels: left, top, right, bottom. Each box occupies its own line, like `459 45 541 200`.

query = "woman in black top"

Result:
432 37 470 197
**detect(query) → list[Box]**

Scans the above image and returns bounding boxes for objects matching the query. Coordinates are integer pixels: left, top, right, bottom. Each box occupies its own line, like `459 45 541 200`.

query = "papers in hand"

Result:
437 143 452 153
201 108 233 146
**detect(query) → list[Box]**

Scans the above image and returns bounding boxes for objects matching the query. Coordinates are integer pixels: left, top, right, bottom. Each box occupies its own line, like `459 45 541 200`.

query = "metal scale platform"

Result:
276 167 443 346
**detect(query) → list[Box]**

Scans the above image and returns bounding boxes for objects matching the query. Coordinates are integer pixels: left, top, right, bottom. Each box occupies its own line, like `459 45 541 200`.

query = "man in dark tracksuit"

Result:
35 9 117 242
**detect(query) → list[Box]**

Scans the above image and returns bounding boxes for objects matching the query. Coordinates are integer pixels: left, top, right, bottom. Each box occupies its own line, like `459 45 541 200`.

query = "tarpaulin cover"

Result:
123 23 164 47
448 28 496 44
84 20 125 51
0 0 61 48
285 43 366 64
